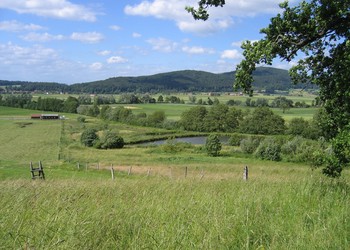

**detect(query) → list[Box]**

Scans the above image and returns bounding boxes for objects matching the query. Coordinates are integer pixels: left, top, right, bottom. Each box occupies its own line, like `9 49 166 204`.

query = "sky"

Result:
0 0 298 84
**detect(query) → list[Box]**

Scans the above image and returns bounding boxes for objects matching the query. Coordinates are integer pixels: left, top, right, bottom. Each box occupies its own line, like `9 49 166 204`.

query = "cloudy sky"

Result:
0 0 297 84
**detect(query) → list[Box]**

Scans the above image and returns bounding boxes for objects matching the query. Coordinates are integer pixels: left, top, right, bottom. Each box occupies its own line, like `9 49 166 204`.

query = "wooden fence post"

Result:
243 166 248 181
77 162 80 170
147 168 151 177
185 167 188 178
111 165 115 180
200 169 204 180
128 166 132 176
97 162 99 170
85 162 88 171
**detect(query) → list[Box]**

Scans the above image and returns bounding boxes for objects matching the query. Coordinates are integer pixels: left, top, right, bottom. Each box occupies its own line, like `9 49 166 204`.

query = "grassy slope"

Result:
0 177 348 249
0 106 348 249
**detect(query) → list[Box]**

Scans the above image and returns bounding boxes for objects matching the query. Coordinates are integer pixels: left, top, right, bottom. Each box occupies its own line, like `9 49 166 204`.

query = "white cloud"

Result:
21 32 65 42
0 20 45 32
124 0 295 34
146 37 178 52
182 46 214 54
90 62 103 70
0 42 59 70
98 50 111 56
0 42 57 62
231 41 243 47
132 32 142 38
107 56 128 64
0 42 114 83
221 49 242 59
71 32 104 43
110 25 121 31
0 0 97 21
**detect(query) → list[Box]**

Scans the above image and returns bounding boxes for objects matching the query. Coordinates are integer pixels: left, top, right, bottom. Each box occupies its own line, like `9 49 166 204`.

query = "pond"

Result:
138 136 230 146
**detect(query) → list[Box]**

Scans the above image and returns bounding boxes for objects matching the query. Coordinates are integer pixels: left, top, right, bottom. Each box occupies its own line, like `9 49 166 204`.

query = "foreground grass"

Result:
0 176 348 249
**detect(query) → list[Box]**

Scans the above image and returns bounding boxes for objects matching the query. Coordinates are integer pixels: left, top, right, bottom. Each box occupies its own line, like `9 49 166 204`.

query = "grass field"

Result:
0 106 348 249
113 103 318 121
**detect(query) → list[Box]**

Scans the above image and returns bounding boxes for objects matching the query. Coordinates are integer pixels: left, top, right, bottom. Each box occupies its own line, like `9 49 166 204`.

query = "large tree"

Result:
188 0 350 176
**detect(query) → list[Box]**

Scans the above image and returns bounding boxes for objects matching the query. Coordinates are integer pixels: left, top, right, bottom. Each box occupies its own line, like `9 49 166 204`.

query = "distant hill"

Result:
1 67 310 94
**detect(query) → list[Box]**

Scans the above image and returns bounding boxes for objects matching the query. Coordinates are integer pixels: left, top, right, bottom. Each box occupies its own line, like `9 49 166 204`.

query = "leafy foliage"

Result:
239 107 286 135
81 128 99 147
205 134 222 156
240 137 260 154
99 131 124 149
255 138 282 161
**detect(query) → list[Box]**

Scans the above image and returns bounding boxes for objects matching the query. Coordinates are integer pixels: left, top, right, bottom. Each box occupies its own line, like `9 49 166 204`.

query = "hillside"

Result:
1 67 309 94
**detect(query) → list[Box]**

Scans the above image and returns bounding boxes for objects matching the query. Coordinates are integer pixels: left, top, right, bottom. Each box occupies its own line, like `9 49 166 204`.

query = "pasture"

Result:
0 106 348 249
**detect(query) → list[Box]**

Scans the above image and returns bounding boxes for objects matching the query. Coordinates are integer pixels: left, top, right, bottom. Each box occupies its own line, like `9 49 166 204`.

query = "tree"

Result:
239 107 286 135
100 131 124 149
147 111 166 127
63 96 79 113
270 97 293 113
180 106 208 131
204 104 242 132
157 95 164 103
188 0 350 177
205 134 222 157
81 128 99 147
234 1 350 140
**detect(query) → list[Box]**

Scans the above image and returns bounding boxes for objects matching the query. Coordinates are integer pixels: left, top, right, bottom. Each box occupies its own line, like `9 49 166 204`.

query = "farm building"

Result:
31 114 60 120
31 114 41 119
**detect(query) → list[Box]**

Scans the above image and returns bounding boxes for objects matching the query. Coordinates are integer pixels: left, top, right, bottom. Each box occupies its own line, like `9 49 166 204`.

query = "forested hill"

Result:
2 67 306 94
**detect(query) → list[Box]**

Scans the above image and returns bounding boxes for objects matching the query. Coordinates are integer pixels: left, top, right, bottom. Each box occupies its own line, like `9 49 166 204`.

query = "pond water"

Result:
138 136 230 146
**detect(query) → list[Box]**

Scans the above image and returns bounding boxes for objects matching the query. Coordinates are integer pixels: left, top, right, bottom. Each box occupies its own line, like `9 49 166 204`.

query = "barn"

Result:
31 114 60 120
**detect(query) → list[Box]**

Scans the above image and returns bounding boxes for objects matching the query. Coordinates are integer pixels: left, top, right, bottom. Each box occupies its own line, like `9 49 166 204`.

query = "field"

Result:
0 106 349 249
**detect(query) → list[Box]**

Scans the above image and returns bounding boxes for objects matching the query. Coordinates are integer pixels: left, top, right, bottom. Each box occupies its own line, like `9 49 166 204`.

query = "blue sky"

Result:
0 0 297 84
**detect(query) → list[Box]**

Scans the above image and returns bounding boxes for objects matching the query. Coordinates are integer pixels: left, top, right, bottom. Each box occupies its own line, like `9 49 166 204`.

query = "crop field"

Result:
0 106 349 249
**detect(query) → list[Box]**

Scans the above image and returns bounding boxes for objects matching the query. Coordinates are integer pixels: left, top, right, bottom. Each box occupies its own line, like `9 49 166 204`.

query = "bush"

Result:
99 131 124 149
81 128 99 147
281 136 304 160
255 138 281 161
205 134 222 156
77 116 86 123
280 136 328 164
228 134 245 146
240 137 260 154
160 137 192 153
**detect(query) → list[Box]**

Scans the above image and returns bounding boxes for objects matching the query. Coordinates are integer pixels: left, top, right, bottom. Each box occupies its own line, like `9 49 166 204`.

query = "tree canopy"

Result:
189 0 349 137
188 0 350 176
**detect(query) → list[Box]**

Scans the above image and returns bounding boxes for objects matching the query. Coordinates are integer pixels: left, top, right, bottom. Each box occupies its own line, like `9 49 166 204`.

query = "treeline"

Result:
179 105 321 139
0 94 79 113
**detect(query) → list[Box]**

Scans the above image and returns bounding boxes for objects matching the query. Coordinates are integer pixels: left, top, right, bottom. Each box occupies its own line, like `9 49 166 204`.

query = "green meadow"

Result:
0 106 348 249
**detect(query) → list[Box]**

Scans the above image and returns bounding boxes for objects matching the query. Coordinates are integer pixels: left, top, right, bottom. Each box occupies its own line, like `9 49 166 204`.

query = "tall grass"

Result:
0 176 348 249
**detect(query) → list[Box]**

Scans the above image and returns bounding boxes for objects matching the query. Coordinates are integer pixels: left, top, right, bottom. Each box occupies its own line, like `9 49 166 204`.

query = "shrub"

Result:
81 128 99 147
240 137 260 154
255 138 281 161
228 134 245 146
281 136 304 160
205 134 222 156
161 137 192 153
77 116 86 123
100 131 124 149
